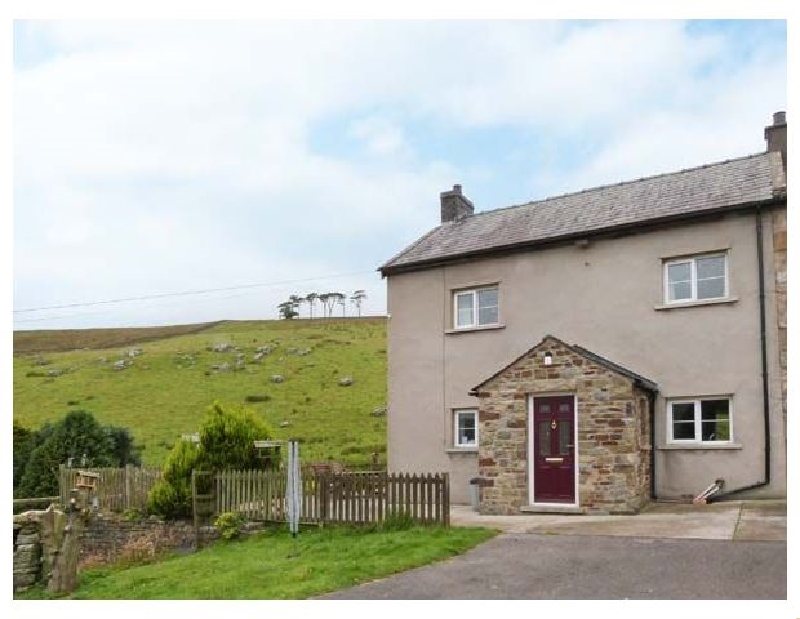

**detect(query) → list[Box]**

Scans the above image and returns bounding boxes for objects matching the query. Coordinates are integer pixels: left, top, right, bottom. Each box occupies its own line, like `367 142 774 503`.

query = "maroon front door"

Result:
533 396 575 503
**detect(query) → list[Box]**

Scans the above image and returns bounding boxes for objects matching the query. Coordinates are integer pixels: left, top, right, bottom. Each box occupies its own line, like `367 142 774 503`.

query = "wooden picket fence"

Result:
202 470 450 527
58 465 163 512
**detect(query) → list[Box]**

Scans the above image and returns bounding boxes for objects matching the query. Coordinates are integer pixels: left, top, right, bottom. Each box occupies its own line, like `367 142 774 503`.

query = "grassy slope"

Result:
17 525 497 600
13 318 387 468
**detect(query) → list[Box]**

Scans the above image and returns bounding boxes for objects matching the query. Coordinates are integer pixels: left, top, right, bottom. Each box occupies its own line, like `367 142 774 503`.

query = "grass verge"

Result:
15 525 497 600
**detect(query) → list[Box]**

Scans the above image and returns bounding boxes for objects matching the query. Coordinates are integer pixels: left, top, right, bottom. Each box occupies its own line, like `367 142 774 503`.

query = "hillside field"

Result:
13 318 387 469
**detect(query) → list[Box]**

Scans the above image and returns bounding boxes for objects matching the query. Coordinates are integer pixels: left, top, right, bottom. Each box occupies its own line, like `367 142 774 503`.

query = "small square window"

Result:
454 409 478 447
664 254 728 303
668 398 731 444
453 286 499 329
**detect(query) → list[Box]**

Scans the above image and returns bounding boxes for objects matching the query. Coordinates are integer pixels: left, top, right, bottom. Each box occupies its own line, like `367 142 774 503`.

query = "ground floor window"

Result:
668 397 731 444
454 409 478 447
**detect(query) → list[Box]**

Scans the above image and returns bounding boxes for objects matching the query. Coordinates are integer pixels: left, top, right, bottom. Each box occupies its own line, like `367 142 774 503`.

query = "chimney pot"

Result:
773 111 786 125
453 184 462 194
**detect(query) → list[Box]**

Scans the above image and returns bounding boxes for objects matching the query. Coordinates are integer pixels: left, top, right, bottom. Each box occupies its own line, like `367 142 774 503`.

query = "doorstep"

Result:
520 505 585 515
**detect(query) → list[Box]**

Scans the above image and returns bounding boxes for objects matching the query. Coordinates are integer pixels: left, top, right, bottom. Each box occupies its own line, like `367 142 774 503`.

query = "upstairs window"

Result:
668 398 731 444
664 254 728 303
454 286 499 329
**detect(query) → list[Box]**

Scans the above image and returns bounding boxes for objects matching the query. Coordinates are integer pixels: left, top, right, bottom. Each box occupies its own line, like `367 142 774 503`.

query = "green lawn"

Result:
13 318 387 468
17 526 497 600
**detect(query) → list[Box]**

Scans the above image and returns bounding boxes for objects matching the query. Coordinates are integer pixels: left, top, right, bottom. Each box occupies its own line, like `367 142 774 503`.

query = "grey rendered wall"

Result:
387 210 786 503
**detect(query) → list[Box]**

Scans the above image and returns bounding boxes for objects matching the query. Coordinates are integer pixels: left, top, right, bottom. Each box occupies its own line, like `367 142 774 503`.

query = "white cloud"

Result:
13 20 786 328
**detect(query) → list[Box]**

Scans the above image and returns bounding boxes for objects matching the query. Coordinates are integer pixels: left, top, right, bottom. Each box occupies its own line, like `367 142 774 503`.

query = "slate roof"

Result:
469 334 658 395
381 151 786 274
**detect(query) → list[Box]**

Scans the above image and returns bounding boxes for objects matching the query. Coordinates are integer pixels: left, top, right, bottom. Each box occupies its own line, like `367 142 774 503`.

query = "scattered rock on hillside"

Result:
127 347 144 358
279 420 291 428
252 352 264 362
33 356 52 366
112 360 128 371
212 362 232 372
371 406 387 417
212 343 233 353
270 374 285 384
338 377 353 387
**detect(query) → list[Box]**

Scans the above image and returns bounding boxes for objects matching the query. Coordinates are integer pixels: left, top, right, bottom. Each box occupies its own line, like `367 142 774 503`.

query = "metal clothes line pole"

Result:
286 440 302 557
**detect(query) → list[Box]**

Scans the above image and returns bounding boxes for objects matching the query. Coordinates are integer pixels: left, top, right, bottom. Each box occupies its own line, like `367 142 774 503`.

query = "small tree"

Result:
288 294 303 318
350 289 367 317
278 301 298 320
318 293 333 318
333 292 346 317
305 292 319 319
17 410 128 498
196 402 273 472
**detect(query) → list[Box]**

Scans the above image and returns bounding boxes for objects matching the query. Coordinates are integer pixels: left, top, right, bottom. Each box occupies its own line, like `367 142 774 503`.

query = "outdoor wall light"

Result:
544 352 553 366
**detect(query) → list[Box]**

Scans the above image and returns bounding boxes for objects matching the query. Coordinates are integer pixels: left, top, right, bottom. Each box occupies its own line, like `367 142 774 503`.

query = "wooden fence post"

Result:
443 473 450 527
124 464 132 510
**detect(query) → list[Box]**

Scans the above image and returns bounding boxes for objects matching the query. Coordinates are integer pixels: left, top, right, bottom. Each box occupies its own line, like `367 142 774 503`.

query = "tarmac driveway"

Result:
322 533 786 600
322 501 786 600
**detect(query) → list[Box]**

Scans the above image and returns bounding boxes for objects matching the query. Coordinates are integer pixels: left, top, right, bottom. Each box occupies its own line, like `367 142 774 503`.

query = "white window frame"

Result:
453 408 478 448
667 397 733 445
663 253 728 304
453 286 499 329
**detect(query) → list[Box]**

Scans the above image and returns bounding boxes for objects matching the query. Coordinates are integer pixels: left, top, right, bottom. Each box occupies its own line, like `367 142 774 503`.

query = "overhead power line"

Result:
13 269 377 314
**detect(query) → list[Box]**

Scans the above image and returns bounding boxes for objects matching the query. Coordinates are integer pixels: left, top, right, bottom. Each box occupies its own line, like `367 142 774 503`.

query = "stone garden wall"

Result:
13 506 226 592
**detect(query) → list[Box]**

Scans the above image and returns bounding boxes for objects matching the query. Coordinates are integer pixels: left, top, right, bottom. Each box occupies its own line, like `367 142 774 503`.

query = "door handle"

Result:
545 457 564 463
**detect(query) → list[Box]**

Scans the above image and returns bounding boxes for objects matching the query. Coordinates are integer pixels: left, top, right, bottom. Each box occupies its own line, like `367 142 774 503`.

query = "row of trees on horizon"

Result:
277 290 367 320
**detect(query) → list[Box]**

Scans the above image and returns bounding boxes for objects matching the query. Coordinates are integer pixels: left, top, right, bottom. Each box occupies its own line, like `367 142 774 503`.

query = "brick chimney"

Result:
765 110 787 172
440 184 474 223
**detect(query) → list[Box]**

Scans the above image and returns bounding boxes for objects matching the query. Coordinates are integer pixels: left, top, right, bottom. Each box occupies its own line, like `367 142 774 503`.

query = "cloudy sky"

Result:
12 19 786 330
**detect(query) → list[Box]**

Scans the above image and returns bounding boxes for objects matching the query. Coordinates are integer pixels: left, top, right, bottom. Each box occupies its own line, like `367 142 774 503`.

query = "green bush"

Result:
147 440 200 518
196 402 274 472
214 512 247 540
13 412 141 500
147 402 273 519
147 480 190 519
17 411 117 498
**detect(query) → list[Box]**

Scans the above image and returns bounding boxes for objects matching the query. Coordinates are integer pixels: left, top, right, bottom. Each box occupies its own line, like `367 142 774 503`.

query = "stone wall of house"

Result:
772 208 787 440
476 337 651 515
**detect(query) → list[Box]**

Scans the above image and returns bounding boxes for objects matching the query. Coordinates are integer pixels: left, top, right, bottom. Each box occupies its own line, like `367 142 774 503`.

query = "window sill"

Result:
445 323 506 335
445 448 478 455
657 443 743 451
654 297 738 311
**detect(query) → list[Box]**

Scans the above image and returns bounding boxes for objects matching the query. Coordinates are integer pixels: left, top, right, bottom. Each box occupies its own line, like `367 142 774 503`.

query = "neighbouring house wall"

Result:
476 337 650 515
771 208 787 452
387 210 786 503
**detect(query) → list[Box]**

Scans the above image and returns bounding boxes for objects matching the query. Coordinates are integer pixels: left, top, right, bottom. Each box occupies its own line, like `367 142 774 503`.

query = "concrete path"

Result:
322 533 786 599
451 500 786 541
